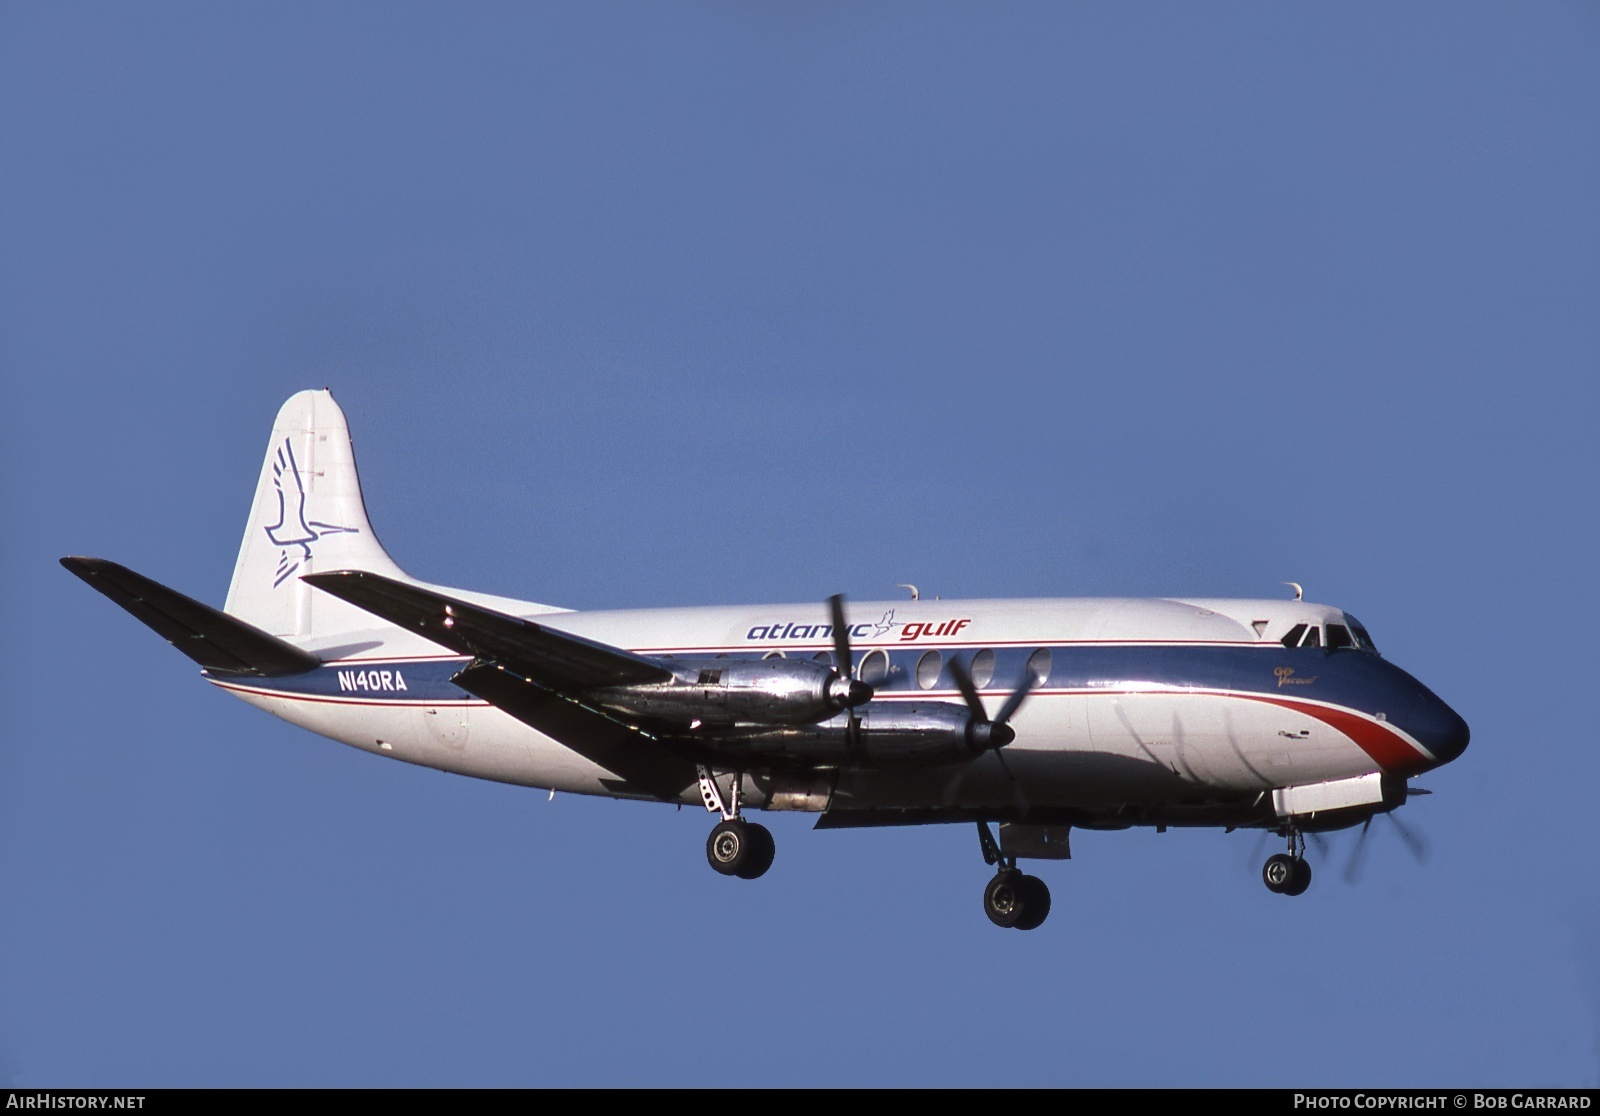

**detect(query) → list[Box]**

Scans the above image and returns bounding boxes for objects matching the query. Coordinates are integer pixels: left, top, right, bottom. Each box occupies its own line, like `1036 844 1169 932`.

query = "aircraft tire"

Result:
735 823 776 880
1284 857 1312 897
1013 875 1051 931
706 819 751 876
1262 853 1298 894
983 872 1027 928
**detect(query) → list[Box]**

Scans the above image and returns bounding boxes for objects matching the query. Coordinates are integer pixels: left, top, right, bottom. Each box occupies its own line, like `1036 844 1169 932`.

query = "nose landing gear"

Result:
977 820 1051 930
1262 830 1312 896
699 765 775 880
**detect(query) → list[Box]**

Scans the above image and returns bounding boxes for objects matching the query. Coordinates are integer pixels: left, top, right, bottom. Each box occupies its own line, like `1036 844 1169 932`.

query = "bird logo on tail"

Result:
264 438 357 587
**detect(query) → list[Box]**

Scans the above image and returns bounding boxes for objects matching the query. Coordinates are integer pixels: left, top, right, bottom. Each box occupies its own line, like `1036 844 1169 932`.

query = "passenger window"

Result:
969 649 996 688
1281 624 1307 649
1325 624 1353 651
916 650 943 690
1301 626 1320 648
1026 648 1052 685
859 649 891 686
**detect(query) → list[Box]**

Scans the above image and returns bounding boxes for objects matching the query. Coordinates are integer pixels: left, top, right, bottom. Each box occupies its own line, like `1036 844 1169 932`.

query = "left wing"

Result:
301 570 670 690
302 570 694 800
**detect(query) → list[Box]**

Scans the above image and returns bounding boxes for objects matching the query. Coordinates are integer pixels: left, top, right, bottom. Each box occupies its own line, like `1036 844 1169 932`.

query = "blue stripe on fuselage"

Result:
224 640 1466 769
232 643 1443 733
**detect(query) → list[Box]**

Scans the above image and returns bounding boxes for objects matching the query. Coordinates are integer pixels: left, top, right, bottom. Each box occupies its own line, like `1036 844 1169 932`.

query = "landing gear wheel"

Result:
984 872 1026 927
1013 875 1051 931
735 822 775 880
985 871 1049 929
1263 853 1298 894
706 819 751 876
1284 856 1312 896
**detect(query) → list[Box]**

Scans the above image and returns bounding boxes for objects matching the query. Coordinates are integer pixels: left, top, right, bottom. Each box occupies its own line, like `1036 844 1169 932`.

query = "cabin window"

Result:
969 649 996 689
859 649 891 686
763 650 786 660
1026 648 1052 685
916 650 943 690
812 651 835 666
1281 624 1307 648
1325 624 1354 651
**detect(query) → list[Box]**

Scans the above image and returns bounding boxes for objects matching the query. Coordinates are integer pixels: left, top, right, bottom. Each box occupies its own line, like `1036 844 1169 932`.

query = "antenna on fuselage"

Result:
1280 581 1304 601
896 584 920 601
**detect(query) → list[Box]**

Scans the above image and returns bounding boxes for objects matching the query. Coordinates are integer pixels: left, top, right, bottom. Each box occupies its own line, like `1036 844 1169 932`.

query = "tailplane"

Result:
225 390 407 637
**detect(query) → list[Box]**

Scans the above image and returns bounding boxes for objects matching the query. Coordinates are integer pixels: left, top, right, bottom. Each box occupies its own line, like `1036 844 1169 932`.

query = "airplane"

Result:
62 390 1470 930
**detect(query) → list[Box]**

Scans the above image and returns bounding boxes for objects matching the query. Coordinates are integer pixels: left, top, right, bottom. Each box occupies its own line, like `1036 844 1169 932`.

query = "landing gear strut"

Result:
977 820 1050 930
1262 829 1312 896
699 765 775 880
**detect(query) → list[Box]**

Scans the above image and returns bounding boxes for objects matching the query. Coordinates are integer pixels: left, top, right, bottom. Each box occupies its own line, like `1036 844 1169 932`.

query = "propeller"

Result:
947 653 1036 755
947 652 1038 814
1343 811 1430 883
825 594 874 711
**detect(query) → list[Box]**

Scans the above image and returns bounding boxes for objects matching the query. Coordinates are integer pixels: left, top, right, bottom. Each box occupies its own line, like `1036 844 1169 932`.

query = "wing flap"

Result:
61 556 321 677
301 570 670 690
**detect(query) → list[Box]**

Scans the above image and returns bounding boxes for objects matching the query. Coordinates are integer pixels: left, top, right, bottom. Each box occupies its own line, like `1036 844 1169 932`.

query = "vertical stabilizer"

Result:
225 390 407 638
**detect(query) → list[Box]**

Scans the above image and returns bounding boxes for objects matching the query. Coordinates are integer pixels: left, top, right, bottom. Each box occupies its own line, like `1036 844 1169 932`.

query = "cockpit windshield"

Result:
1344 615 1378 653
1280 618 1379 653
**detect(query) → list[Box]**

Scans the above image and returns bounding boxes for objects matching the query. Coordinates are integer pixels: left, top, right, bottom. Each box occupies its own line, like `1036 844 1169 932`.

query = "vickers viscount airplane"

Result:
64 390 1470 929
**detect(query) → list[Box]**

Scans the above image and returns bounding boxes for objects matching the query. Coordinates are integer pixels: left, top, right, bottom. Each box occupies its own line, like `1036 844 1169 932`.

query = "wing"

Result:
302 570 694 800
300 570 670 689
62 556 321 677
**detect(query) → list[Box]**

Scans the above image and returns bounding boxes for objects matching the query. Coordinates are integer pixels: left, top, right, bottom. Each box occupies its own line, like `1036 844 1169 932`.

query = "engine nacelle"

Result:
693 700 997 769
588 655 868 728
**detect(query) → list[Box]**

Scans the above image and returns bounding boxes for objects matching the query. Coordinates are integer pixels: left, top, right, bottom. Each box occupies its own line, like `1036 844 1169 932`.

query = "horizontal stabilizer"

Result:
62 557 321 677
302 569 671 690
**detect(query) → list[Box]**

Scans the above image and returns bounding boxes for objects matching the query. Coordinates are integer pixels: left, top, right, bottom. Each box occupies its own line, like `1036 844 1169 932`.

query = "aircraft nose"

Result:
1417 695 1470 766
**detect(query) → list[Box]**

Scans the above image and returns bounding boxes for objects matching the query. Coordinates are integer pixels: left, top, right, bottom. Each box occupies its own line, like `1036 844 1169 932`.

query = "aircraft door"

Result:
424 705 470 750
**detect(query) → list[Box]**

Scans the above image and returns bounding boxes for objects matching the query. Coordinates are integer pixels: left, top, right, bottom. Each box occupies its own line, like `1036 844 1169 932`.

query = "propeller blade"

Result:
946 654 989 723
828 594 853 681
992 669 1037 728
1343 817 1374 884
1247 828 1271 875
993 747 1030 816
1385 812 1429 865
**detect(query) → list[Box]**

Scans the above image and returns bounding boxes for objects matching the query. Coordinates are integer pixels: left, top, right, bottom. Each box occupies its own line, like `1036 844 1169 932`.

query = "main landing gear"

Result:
1262 830 1312 896
977 820 1051 930
698 766 775 880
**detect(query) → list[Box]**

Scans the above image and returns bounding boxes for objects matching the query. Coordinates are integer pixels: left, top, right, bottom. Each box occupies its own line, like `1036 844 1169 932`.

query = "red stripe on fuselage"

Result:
1237 695 1434 777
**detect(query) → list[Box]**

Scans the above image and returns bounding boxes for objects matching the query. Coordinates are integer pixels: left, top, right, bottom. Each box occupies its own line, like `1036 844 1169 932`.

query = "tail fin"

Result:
225 390 407 637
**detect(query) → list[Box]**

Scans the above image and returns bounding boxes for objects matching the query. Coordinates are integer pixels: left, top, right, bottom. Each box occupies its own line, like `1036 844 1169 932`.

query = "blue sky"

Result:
2 1 1597 1086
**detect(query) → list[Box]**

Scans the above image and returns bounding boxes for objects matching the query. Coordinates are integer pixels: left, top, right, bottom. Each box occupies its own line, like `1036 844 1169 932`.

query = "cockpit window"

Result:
1280 624 1307 649
1345 616 1379 653
1300 625 1321 648
1325 624 1354 651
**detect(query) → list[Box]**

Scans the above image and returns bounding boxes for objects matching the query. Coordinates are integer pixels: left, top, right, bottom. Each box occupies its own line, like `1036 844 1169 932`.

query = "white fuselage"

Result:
208 593 1459 828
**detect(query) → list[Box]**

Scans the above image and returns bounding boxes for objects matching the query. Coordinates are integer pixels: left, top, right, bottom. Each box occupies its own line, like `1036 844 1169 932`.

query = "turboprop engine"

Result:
687 700 1012 769
588 655 872 727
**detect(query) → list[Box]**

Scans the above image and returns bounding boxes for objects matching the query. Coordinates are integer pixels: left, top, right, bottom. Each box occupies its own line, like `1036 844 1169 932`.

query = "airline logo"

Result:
264 438 357 587
746 609 973 643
